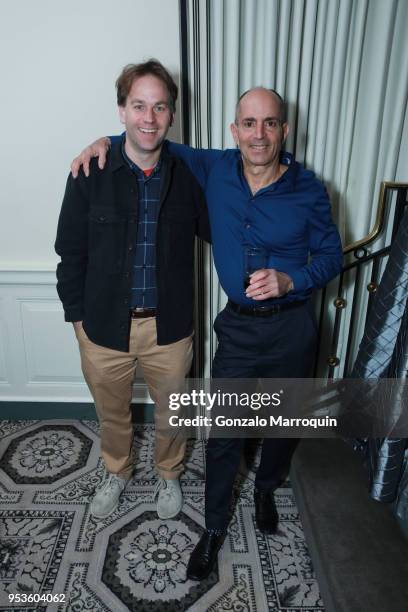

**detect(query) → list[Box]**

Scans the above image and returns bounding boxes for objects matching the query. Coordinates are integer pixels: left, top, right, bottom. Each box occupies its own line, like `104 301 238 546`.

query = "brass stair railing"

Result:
315 182 408 378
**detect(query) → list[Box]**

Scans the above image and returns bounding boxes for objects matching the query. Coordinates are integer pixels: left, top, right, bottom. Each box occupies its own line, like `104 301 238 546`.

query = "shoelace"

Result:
152 478 165 501
152 478 176 501
97 474 122 495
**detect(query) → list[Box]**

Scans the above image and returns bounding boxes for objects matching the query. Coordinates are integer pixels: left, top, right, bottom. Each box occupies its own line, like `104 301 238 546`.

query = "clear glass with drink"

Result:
243 246 269 290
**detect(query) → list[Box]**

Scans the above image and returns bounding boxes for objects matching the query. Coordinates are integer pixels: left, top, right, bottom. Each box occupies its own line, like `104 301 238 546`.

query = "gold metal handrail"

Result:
343 181 408 254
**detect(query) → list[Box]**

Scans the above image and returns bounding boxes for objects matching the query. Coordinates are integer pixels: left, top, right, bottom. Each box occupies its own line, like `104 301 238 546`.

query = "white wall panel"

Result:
0 271 151 403
0 298 10 385
19 299 82 384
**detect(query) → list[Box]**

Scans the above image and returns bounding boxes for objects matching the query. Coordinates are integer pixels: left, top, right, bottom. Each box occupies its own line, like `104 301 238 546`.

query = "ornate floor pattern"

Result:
0 420 324 611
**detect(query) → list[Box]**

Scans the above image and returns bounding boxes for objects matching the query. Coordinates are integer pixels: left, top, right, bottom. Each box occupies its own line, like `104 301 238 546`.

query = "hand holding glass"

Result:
243 247 269 290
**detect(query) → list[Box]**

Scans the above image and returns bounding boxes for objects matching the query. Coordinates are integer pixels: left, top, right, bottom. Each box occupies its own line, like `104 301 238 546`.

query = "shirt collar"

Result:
276 150 297 188
237 149 297 191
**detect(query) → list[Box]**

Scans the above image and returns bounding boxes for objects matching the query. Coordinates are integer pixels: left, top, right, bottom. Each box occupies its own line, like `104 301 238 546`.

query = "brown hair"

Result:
116 59 178 112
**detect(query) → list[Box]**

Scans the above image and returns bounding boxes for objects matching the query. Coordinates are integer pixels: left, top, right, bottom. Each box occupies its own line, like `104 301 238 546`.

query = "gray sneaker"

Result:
153 477 183 519
90 473 126 519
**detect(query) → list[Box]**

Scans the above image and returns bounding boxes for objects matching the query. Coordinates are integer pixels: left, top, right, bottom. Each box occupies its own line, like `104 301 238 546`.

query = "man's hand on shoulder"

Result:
71 137 111 179
245 269 294 300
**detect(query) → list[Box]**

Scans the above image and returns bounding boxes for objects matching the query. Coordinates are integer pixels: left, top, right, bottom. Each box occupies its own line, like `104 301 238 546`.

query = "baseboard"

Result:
0 401 155 423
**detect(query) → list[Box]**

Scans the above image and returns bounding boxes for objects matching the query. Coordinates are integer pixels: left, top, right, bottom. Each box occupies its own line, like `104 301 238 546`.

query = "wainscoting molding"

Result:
0 269 151 404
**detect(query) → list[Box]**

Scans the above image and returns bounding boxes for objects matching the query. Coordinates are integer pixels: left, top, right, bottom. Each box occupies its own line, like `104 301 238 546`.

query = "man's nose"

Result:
144 107 155 122
255 121 265 138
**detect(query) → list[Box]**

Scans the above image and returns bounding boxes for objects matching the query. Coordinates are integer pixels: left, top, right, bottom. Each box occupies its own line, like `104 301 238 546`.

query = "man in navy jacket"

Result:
56 60 210 522
71 86 342 579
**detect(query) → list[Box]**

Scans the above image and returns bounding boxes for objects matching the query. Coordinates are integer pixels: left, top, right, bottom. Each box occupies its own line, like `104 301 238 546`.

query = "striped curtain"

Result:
183 0 408 377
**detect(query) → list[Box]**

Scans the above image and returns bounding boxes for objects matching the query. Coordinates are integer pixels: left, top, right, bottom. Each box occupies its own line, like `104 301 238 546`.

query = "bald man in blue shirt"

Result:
71 86 343 581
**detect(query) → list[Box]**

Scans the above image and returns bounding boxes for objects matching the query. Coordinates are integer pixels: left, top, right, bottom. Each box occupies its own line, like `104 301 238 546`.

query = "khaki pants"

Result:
75 318 193 481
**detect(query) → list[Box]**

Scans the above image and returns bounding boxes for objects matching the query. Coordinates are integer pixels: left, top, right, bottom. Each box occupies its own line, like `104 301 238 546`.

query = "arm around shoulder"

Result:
166 140 223 189
71 136 113 178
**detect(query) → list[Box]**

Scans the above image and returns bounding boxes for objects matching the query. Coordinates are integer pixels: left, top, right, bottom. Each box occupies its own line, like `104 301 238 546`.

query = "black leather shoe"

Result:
254 488 279 534
186 530 225 581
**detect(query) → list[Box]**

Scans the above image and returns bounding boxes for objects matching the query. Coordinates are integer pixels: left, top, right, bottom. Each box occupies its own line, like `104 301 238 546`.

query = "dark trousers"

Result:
205 301 317 529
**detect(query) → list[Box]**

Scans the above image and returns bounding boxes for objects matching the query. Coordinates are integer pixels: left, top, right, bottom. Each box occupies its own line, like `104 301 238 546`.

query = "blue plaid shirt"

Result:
121 140 161 308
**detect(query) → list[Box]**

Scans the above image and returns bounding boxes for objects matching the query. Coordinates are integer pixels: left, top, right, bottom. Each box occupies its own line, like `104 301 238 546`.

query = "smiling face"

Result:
230 88 289 171
118 74 174 164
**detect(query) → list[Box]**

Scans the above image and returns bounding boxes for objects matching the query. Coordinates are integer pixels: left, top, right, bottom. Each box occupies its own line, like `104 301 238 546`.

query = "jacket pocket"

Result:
88 209 127 273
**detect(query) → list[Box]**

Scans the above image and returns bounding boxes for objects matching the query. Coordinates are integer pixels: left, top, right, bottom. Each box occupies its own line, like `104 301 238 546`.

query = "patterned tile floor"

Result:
0 420 324 611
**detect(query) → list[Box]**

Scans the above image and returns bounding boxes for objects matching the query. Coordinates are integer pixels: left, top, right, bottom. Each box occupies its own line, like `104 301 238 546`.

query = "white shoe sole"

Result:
89 500 120 520
156 501 183 519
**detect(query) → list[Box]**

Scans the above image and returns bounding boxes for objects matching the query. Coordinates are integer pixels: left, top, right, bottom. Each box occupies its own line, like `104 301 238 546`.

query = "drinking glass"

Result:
243 246 268 289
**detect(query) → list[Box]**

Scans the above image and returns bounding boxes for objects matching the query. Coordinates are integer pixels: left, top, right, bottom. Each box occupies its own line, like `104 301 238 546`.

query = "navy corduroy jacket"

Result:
55 142 210 351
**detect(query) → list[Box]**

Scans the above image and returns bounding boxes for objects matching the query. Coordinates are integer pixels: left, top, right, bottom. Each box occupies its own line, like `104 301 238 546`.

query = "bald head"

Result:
235 87 286 124
230 86 289 173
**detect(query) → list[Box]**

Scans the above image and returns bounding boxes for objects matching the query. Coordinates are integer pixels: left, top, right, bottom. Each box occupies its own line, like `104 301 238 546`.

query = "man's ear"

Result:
118 105 126 125
230 122 239 146
169 111 175 127
282 122 289 145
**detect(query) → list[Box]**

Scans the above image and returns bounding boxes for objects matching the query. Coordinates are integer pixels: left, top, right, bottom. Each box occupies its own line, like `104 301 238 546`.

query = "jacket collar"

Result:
110 135 171 172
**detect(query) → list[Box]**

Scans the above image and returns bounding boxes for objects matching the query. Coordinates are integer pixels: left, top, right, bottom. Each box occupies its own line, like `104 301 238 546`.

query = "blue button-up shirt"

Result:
121 141 161 308
110 135 343 306
166 142 343 305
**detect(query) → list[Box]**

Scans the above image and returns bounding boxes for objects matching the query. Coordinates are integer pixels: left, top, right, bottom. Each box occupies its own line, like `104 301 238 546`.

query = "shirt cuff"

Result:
289 270 310 292
64 308 84 322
